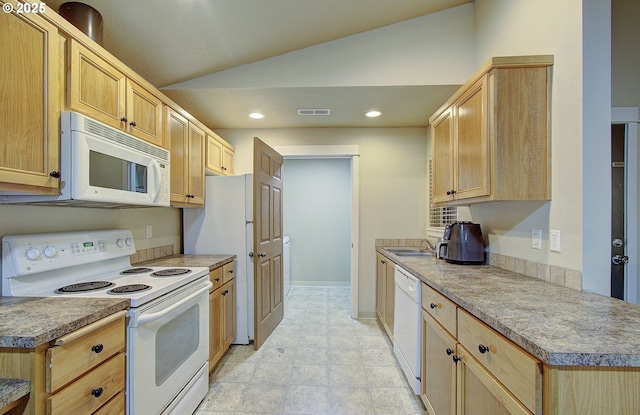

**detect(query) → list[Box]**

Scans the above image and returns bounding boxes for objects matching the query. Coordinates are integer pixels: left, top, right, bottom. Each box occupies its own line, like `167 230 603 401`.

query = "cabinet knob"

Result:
478 344 489 354
120 117 128 123
446 190 451 195
222 289 229 295
451 190 457 194
129 120 137 127
446 348 453 356
91 344 104 353
91 387 103 398
430 303 438 309
452 355 461 363
214 278 220 282
49 171 60 178
228 269 234 274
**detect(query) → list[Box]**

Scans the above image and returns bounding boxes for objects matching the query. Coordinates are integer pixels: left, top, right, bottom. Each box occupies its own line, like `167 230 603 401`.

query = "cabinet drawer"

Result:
47 352 125 415
458 309 541 414
93 390 125 415
209 267 224 291
47 313 125 392
422 283 457 335
222 261 235 283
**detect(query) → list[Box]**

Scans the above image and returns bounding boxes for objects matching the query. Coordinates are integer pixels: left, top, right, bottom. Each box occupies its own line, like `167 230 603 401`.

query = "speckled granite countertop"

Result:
136 254 236 270
0 297 129 348
0 378 29 412
378 248 640 367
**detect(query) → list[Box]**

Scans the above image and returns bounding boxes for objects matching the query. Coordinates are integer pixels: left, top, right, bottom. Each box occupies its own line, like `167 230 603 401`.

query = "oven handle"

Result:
136 282 212 325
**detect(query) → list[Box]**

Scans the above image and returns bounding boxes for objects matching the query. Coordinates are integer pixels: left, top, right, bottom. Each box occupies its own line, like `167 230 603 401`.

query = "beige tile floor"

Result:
194 286 427 415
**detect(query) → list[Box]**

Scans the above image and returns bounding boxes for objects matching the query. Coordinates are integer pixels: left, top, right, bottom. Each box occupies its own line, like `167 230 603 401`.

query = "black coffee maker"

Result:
438 222 485 265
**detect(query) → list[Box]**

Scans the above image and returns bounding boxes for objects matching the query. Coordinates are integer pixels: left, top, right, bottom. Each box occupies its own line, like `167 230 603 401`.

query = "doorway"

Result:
611 107 639 304
275 145 360 318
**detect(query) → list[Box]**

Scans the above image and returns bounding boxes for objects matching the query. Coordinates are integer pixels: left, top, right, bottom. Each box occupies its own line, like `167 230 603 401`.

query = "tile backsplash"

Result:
376 238 583 291
130 244 174 265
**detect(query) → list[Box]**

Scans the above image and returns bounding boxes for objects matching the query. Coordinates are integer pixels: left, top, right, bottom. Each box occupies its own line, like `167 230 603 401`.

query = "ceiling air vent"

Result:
297 108 331 116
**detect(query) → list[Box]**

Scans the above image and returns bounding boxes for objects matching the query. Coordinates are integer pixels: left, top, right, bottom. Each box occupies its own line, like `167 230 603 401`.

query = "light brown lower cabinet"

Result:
421 281 640 415
0 311 126 415
208 261 236 372
375 253 395 339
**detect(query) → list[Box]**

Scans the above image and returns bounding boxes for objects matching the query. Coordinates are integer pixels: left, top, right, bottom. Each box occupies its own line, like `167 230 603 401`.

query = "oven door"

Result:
70 130 169 206
127 277 212 415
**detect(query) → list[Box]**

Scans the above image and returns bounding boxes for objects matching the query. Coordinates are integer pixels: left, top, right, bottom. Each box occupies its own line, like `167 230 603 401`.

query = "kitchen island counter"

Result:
136 254 236 270
377 247 640 367
0 297 129 348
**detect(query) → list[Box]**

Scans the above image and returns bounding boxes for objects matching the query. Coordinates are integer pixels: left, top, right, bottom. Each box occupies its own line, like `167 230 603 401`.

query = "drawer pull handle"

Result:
91 344 104 353
446 348 453 356
452 355 461 363
91 387 103 398
430 303 438 309
478 344 489 354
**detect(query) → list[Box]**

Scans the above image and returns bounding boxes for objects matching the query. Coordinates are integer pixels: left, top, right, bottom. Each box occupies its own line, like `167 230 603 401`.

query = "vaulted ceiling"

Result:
45 0 474 128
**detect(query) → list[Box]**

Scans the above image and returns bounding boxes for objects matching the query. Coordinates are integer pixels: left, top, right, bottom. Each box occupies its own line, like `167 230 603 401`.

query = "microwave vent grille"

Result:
83 118 170 163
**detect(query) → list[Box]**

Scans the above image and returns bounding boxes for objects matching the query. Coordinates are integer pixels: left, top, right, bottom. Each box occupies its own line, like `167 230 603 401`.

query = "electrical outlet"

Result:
531 229 542 249
145 225 152 239
550 230 561 252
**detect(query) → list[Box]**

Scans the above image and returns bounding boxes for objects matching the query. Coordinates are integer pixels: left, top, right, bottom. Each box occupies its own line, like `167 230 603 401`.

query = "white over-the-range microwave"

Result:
1 111 170 208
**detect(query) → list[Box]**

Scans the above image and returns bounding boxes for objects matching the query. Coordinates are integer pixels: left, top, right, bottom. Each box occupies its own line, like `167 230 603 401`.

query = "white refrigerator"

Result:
183 174 254 345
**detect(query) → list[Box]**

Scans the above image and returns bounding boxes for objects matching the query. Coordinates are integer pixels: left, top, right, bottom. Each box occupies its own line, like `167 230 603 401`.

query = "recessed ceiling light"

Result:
249 112 264 119
366 110 381 118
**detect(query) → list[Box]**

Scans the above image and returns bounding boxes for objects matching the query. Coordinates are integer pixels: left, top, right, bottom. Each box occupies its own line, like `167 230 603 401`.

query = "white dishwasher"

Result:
393 264 422 394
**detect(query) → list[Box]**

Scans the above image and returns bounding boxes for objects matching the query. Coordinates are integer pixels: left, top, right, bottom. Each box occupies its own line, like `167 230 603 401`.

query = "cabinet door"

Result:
209 288 224 372
383 259 395 338
0 9 61 194
431 107 454 203
125 80 164 147
456 345 531 415
205 134 223 175
222 279 236 349
188 123 205 205
422 311 457 415
453 75 490 200
167 107 190 205
222 146 234 176
375 254 386 322
68 40 126 129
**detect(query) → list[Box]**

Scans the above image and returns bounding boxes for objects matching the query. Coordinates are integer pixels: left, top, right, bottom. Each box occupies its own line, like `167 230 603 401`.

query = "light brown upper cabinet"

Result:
206 132 235 176
430 56 553 206
68 40 165 148
0 8 62 194
167 106 205 206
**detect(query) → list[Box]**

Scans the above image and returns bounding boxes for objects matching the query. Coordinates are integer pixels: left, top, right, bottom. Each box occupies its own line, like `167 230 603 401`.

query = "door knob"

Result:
259 252 267 258
612 238 624 248
612 255 629 265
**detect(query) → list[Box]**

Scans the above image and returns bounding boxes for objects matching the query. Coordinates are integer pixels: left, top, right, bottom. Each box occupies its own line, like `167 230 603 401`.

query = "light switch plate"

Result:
550 230 561 252
145 224 152 239
531 229 542 249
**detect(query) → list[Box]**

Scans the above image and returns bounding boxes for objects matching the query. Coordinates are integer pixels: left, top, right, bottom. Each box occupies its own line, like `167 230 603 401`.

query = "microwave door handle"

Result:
150 159 161 203
134 282 212 326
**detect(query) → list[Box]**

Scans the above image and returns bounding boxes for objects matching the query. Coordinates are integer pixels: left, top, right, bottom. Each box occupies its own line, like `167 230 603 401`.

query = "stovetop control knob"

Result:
116 238 125 248
43 246 57 258
125 237 133 247
26 247 40 260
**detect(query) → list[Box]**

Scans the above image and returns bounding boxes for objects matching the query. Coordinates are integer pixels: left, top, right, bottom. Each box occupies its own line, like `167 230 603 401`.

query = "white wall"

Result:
218 127 428 316
283 158 351 286
468 0 612 295
0 205 182 252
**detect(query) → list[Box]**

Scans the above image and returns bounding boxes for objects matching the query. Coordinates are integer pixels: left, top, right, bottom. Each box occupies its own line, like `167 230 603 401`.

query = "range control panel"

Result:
2 229 136 277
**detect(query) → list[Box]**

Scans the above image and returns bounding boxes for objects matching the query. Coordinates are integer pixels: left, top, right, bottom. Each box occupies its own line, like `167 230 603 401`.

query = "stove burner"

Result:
107 284 152 294
55 281 115 293
120 267 153 275
151 268 192 277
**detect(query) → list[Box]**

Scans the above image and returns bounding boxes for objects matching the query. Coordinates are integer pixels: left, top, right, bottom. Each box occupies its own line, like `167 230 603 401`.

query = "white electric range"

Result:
1 229 212 415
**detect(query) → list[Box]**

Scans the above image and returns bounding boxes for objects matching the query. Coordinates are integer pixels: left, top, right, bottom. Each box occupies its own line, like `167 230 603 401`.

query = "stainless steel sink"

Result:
384 247 433 256
393 251 434 257
384 247 422 253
